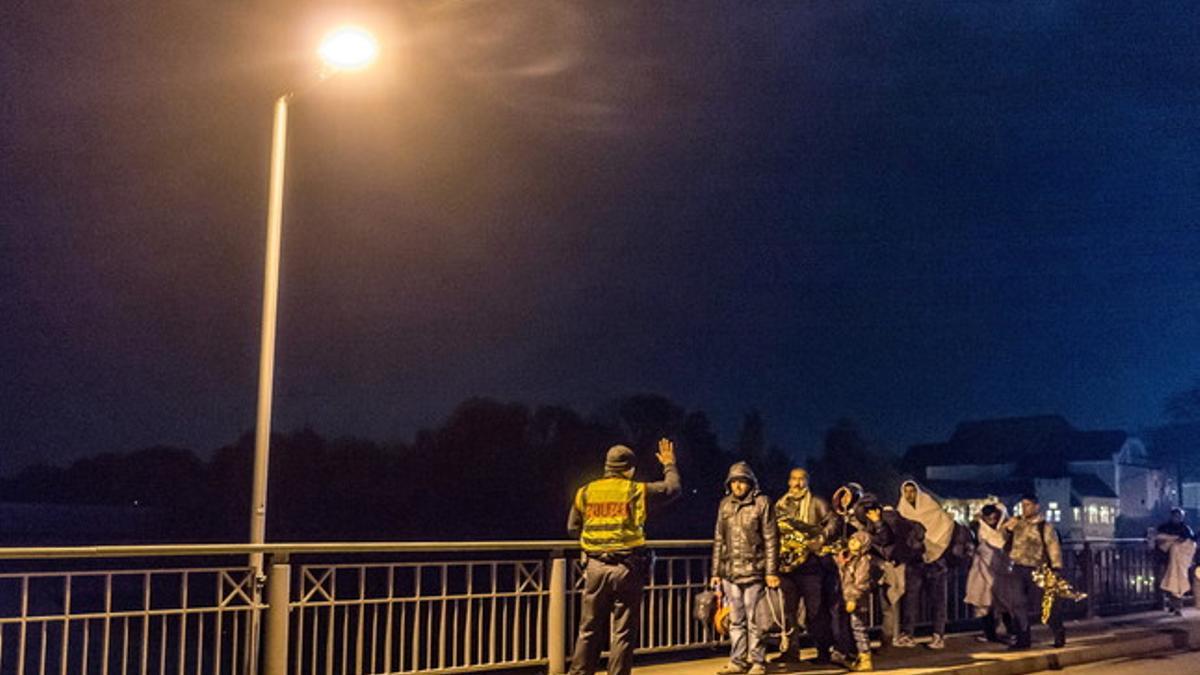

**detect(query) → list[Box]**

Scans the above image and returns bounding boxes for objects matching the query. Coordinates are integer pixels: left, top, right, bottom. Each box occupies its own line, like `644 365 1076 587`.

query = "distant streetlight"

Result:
249 26 379 578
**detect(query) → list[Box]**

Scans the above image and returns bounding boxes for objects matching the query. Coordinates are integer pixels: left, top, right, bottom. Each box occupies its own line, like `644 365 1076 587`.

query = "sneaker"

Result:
747 665 767 675
928 634 945 650
830 649 850 666
892 634 916 648
974 635 990 643
1053 632 1066 649
716 663 747 675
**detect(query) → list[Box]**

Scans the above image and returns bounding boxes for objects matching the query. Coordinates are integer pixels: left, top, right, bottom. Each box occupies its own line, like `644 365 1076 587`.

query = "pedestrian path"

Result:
635 610 1200 674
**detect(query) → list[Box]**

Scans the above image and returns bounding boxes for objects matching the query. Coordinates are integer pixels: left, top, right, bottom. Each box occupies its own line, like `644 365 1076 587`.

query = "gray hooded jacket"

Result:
712 462 780 583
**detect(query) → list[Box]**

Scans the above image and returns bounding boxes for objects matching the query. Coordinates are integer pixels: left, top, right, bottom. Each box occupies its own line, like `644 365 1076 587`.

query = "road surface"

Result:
1030 648 1200 673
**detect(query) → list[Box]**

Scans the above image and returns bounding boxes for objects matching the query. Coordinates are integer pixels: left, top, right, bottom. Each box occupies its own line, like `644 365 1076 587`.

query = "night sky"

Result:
3 1 1200 475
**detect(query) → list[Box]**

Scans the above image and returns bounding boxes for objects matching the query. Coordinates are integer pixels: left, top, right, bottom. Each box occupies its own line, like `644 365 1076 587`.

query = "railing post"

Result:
548 552 568 675
265 555 292 675
1082 543 1098 619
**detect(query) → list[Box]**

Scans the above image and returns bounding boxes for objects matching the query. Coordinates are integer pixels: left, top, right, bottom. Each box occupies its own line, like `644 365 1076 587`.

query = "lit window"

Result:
1087 504 1099 524
1099 506 1114 524
1072 507 1081 522
1047 501 1061 523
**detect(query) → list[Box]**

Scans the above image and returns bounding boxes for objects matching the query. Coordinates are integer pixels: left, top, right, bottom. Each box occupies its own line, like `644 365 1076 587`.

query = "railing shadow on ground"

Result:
0 538 1160 675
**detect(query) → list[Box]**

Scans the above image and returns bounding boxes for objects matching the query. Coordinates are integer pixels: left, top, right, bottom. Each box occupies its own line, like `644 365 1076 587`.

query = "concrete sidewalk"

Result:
636 610 1200 674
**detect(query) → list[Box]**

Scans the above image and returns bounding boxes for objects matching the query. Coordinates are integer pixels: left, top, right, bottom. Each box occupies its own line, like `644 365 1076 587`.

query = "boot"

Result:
980 614 998 643
1052 629 1066 649
850 652 874 672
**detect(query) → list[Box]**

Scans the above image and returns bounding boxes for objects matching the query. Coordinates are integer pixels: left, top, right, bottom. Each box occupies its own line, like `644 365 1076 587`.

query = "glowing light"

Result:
318 27 379 71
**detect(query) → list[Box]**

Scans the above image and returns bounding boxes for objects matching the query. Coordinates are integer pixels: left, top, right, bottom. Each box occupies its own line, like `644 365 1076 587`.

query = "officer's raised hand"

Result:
656 438 676 465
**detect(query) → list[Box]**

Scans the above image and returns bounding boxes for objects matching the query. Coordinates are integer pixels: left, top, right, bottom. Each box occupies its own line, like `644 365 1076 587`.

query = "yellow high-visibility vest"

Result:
575 476 647 552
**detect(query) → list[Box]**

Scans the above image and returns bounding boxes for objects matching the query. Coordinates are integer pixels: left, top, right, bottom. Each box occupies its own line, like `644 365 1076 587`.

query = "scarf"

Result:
789 488 814 524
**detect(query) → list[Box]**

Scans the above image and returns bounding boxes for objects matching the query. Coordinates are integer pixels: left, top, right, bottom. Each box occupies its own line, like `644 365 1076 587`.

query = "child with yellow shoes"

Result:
837 531 877 671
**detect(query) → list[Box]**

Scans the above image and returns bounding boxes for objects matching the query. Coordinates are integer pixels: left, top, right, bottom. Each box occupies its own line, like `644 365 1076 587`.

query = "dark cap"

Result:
605 445 636 473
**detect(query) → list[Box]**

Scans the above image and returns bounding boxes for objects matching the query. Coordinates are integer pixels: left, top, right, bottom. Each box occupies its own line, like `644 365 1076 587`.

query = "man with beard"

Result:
773 468 839 665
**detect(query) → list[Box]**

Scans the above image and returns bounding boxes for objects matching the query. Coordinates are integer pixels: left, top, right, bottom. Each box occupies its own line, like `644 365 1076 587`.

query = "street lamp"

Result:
249 26 379 577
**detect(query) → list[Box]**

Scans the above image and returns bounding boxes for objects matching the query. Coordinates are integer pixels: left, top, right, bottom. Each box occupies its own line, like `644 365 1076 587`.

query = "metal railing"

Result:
0 566 259 675
0 538 1165 675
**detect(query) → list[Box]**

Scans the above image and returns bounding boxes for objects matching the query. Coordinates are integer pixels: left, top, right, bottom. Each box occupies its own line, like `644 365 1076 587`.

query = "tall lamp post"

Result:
249 26 380 578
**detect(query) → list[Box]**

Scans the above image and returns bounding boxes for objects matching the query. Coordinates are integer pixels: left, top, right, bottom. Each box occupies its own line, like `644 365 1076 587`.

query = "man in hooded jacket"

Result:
711 462 780 675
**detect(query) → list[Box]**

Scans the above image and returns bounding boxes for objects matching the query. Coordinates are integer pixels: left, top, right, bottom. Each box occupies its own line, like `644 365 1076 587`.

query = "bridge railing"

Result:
0 538 1163 675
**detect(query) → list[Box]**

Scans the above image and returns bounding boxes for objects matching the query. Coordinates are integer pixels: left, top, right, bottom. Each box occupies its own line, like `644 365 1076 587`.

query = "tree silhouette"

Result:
0 394 812 543
807 419 903 502
735 410 767 463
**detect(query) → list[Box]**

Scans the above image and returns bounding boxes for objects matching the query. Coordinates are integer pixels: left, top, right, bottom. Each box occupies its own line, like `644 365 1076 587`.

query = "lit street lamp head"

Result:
318 26 379 71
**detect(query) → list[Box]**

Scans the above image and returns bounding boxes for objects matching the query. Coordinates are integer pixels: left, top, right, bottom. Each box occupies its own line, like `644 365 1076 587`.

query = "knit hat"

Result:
605 445 636 472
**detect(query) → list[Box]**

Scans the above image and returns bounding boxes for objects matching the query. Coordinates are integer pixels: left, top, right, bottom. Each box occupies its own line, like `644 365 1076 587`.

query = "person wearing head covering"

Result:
851 493 925 648
711 462 780 675
567 439 682 675
773 468 839 665
966 503 1015 643
895 480 954 649
824 482 868 663
836 531 878 672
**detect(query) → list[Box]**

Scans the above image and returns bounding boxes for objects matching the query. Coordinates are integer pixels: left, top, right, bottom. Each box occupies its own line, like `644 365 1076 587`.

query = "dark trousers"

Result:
1009 565 1064 646
823 557 858 657
902 561 948 637
980 610 1015 642
780 567 833 657
569 555 645 675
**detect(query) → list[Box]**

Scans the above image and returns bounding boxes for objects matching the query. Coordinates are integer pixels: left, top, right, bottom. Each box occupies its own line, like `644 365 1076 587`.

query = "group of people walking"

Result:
566 440 1071 675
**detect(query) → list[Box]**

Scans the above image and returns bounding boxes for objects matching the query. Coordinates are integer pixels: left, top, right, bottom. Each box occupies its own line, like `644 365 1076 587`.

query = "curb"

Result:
928 622 1200 675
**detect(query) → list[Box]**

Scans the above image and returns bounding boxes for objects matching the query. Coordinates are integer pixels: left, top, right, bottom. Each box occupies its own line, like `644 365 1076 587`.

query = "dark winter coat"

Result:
712 462 780 584
859 506 926 566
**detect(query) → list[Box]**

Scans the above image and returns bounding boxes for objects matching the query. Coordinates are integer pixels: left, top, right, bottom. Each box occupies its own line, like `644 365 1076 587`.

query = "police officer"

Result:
567 438 682 675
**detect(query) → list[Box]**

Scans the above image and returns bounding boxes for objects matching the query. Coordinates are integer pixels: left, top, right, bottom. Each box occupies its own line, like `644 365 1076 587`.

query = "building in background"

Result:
905 416 1171 540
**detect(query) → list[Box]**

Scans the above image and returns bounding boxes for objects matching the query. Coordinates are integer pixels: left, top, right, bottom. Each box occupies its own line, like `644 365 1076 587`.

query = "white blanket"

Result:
1158 535 1197 599
965 503 1009 608
897 481 955 564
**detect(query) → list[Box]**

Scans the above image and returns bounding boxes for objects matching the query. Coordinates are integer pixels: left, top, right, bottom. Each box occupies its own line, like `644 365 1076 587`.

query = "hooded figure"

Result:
897 480 955 564
965 503 1009 611
712 462 781 675
712 462 780 584
832 482 865 516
